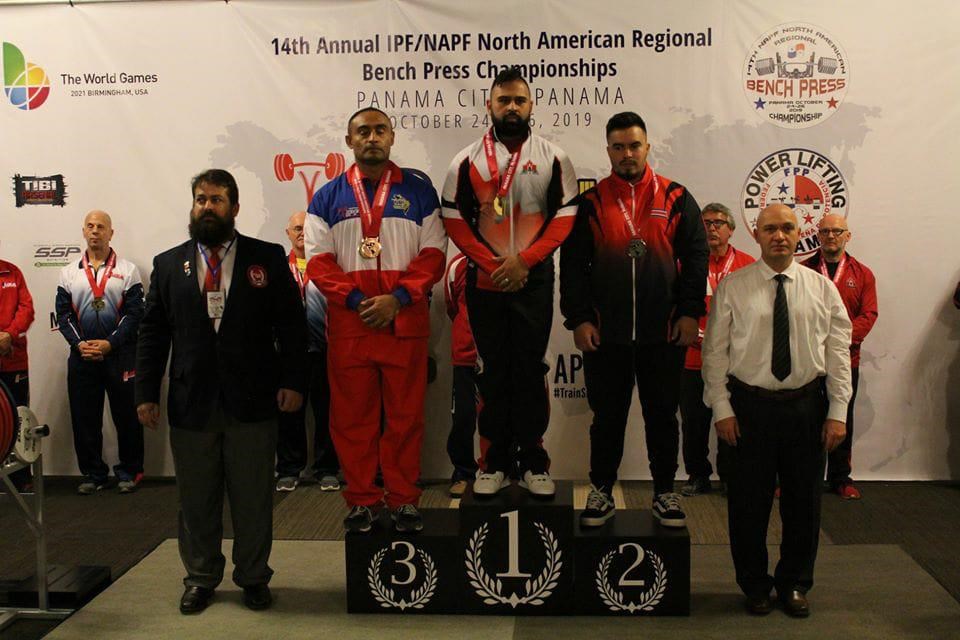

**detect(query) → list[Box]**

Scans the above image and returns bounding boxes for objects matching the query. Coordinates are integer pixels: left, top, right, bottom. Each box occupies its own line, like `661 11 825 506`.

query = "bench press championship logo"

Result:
741 148 849 258
743 23 848 128
273 151 347 207
2 42 50 111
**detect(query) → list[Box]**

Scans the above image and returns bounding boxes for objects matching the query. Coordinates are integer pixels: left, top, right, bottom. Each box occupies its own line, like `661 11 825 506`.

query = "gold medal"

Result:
91 297 106 311
493 195 506 223
359 237 382 259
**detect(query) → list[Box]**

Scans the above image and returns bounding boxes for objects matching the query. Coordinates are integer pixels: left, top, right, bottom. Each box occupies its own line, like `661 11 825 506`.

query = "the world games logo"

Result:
741 148 849 258
743 23 848 129
2 41 50 111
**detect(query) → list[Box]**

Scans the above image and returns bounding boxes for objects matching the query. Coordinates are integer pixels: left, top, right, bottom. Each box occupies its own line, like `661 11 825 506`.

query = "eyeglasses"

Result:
703 219 729 229
817 228 847 237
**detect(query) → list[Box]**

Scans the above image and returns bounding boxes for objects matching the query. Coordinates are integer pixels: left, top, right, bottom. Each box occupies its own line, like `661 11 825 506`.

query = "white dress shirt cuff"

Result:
827 401 849 423
711 400 735 423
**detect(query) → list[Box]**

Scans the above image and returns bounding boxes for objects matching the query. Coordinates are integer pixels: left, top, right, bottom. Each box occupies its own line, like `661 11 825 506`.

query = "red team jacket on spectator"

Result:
801 251 878 368
685 245 755 370
444 253 477 367
305 162 446 340
0 260 35 372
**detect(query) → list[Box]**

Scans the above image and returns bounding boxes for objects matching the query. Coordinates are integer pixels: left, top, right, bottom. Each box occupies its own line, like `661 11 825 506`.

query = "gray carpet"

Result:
41 540 960 640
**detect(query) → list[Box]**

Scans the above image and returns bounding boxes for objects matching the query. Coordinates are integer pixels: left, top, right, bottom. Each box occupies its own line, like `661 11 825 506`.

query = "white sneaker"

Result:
472 471 509 496
519 470 555 497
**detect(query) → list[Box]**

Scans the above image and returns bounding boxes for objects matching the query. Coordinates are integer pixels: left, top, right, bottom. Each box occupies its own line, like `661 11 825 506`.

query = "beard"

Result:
613 161 645 183
492 112 530 139
189 210 235 246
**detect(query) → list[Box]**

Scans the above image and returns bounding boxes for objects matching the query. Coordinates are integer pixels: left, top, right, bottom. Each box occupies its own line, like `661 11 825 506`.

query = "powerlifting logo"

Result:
743 23 848 129
13 174 67 207
740 148 849 258
2 42 50 111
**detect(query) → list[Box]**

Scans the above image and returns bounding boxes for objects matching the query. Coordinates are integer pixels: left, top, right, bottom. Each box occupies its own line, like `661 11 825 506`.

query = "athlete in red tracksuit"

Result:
801 214 877 499
305 108 445 533
0 258 35 490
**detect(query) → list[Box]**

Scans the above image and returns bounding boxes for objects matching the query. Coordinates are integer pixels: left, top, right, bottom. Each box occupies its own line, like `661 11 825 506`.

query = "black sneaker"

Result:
344 505 375 533
392 504 423 533
680 475 712 497
580 485 615 527
652 492 687 528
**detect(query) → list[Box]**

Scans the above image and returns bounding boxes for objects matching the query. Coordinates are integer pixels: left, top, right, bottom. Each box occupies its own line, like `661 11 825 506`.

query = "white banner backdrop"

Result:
1 0 958 480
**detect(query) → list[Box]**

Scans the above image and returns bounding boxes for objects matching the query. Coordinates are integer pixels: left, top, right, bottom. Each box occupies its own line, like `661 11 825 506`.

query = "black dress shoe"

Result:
179 586 214 614
745 592 773 615
243 583 273 610
779 589 810 617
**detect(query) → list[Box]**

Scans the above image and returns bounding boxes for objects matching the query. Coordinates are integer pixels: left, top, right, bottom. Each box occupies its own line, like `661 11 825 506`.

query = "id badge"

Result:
206 290 225 319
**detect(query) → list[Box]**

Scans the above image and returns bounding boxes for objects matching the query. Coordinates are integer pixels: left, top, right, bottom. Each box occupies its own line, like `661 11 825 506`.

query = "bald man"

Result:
802 215 877 500
274 211 339 492
56 210 145 494
702 204 852 617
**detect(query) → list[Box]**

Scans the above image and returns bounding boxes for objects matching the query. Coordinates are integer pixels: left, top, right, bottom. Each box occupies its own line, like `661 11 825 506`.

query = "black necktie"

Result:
772 274 791 381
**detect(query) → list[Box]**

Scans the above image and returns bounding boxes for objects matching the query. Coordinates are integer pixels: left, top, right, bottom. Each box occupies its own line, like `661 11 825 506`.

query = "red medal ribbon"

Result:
82 248 116 300
614 168 659 239
483 128 523 200
288 251 305 299
818 254 848 287
348 162 394 239
708 247 737 292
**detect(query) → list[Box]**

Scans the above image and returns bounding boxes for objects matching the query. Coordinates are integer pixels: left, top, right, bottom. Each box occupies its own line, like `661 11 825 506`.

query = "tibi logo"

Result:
2 42 50 111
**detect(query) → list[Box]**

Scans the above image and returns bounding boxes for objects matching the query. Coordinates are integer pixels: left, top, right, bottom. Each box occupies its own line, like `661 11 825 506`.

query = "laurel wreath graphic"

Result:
464 521 563 608
367 547 438 610
595 547 667 613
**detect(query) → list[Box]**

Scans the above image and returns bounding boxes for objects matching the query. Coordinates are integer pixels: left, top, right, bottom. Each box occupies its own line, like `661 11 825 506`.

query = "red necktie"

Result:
204 245 222 292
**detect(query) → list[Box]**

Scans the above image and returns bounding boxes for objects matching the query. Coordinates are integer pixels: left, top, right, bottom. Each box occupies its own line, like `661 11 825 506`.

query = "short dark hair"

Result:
191 169 238 206
490 66 529 93
605 111 647 139
347 107 392 133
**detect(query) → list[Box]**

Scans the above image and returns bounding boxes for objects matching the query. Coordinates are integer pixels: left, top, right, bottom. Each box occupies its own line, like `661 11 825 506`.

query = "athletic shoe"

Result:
652 492 687 528
580 485 615 527
519 470 555 497
318 475 341 491
680 475 712 497
275 476 298 492
77 477 108 495
392 504 423 533
118 472 144 494
344 505 375 533
836 481 862 500
472 470 509 496
449 479 468 498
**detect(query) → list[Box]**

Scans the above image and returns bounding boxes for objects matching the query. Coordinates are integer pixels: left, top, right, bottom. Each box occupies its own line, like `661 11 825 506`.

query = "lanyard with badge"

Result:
483 128 523 223
82 249 116 312
200 238 234 320
708 248 737 294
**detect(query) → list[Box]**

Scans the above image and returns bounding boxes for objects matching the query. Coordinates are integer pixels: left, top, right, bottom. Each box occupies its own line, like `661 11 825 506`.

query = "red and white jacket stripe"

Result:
305 163 446 340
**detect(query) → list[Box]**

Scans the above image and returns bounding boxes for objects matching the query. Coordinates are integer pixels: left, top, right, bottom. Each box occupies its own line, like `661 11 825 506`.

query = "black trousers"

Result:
0 370 31 486
275 350 339 477
727 381 827 597
67 351 143 481
583 341 686 495
169 404 277 589
465 262 552 475
679 368 732 482
447 364 479 481
826 367 859 488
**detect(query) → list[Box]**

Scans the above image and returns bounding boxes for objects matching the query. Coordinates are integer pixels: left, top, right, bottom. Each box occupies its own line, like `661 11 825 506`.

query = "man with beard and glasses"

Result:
56 210 144 495
306 108 445 534
801 214 877 500
136 169 307 615
560 112 707 528
442 67 578 498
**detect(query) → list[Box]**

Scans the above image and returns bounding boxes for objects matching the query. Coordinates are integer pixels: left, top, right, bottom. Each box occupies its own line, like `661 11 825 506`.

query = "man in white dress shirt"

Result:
701 203 851 618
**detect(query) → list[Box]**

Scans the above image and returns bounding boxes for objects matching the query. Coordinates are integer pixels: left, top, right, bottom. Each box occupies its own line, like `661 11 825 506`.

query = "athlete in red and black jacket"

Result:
560 111 707 527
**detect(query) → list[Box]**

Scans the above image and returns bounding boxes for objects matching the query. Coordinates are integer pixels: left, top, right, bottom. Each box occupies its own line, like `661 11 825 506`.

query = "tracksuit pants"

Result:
679 367 732 482
826 367 859 488
447 364 479 482
328 333 427 509
275 349 339 478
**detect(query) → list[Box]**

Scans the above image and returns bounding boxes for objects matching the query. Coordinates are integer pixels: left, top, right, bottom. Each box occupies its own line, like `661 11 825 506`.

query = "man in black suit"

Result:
136 169 307 614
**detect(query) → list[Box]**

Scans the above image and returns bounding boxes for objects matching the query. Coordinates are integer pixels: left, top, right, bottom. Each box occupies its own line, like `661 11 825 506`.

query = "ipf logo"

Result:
2 42 50 111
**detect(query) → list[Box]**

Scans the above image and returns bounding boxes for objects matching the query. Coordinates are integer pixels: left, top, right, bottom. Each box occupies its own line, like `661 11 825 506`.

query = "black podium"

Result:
345 481 689 615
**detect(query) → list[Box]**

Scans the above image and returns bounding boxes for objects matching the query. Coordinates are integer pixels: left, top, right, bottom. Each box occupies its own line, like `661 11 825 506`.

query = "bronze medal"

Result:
359 237 382 259
627 237 647 260
91 297 106 311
